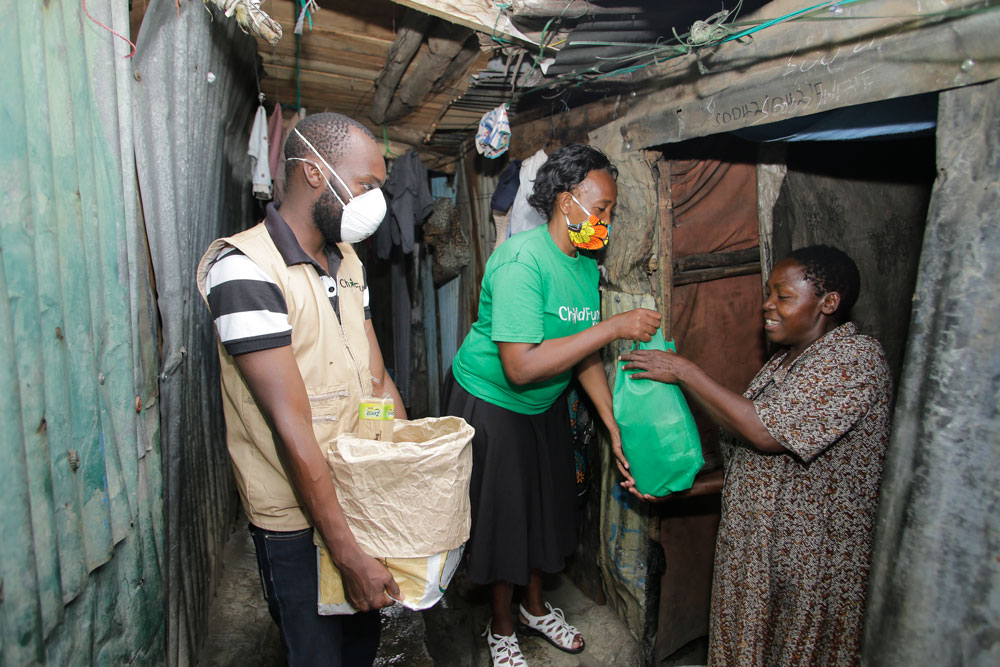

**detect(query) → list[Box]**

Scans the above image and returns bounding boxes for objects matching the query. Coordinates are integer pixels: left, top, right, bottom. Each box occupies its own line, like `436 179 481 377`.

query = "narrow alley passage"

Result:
198 524 651 666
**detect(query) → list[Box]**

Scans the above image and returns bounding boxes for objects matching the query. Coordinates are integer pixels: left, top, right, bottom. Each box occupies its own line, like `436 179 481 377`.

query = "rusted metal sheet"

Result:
0 0 164 663
618 1 1000 148
131 0 259 662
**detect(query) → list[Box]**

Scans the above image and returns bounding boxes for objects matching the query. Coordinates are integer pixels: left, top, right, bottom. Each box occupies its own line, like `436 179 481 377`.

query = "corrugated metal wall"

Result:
131 0 259 662
0 0 164 664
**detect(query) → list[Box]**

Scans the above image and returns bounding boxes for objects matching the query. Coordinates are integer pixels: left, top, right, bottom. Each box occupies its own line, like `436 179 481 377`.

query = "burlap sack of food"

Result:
316 415 474 614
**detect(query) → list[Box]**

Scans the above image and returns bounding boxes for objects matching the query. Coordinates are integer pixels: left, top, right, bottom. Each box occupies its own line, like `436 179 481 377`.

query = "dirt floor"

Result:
198 524 647 666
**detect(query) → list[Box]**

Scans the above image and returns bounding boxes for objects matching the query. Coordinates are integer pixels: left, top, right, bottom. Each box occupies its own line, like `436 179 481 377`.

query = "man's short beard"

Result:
312 189 343 245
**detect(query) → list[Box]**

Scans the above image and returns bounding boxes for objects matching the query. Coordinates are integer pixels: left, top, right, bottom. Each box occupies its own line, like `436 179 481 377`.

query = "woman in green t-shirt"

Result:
445 144 661 666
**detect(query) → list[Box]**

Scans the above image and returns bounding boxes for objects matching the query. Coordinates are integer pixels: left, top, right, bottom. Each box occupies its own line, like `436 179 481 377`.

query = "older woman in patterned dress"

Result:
620 245 893 666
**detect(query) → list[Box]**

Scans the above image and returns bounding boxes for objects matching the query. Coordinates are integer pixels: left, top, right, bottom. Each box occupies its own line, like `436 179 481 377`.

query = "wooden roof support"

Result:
381 20 477 124
391 0 534 44
371 9 434 124
508 1 643 18
616 0 1000 148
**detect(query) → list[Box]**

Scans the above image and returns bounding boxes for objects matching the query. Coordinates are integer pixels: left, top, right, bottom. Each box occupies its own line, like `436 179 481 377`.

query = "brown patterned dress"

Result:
708 323 893 667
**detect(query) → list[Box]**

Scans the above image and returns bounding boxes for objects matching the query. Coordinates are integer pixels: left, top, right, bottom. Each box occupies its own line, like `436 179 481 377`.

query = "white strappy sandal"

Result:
517 602 584 654
484 619 527 666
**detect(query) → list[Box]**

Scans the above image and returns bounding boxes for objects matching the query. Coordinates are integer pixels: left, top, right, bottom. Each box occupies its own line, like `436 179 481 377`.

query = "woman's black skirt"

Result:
444 371 576 586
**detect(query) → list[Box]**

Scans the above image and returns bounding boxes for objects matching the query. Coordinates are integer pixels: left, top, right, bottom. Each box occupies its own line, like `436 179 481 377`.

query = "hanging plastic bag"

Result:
613 330 703 496
474 104 511 158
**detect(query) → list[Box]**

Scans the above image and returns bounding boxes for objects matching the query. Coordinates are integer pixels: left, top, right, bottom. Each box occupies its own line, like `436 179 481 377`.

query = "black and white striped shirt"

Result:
205 205 370 356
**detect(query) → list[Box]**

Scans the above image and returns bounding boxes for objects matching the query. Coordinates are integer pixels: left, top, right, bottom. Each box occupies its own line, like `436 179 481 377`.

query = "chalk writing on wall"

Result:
707 67 877 128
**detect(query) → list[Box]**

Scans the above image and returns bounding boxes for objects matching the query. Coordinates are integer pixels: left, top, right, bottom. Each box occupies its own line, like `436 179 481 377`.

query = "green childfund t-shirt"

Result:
451 224 600 414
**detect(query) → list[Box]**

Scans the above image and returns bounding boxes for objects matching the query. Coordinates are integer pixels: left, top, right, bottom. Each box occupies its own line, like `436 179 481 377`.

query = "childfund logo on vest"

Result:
339 276 365 292
558 305 600 325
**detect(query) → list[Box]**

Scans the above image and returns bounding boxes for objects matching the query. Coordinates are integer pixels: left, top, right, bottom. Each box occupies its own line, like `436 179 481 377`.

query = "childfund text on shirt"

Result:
558 305 600 325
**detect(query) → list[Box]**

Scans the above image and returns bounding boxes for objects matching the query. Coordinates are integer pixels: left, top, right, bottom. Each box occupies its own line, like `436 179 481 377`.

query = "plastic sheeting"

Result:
131 1 259 662
733 93 938 142
863 79 1000 667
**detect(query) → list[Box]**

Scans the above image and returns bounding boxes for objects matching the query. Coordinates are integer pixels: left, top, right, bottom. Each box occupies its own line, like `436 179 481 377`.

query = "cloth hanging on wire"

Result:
490 159 522 213
508 149 548 236
377 150 434 259
248 104 272 200
267 102 283 179
391 257 411 407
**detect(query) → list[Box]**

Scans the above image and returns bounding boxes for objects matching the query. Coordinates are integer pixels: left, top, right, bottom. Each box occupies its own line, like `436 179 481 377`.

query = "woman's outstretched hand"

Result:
620 348 690 384
609 424 660 501
610 308 661 342
608 423 638 489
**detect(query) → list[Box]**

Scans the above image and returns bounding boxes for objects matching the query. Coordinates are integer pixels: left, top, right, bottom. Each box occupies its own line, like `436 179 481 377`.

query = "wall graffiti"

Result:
708 67 877 128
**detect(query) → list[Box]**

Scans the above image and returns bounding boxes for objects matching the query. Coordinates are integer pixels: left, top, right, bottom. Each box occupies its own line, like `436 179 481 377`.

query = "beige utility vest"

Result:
196 222 373 531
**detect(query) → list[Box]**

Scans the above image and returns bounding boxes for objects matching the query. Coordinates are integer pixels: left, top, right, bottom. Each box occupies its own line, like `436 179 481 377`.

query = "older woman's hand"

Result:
619 348 690 384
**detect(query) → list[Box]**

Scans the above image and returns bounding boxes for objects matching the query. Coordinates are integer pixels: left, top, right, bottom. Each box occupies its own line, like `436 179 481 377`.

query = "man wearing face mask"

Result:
196 112 405 666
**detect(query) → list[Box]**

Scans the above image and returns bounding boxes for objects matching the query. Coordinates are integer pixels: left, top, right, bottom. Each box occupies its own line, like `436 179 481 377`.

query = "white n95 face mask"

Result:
289 128 387 243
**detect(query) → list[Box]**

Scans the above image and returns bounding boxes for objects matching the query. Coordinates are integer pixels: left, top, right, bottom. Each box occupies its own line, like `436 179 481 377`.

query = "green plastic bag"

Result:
612 330 703 496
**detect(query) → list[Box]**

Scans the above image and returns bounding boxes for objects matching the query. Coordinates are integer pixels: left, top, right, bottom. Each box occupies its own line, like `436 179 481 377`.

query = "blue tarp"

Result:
733 93 937 142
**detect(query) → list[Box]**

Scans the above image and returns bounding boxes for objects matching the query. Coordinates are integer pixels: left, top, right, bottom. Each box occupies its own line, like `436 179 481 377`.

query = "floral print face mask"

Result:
566 194 610 250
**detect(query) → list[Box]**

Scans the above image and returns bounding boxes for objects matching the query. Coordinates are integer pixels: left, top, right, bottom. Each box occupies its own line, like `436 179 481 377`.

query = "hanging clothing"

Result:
248 105 272 200
508 149 548 236
490 159 522 213
390 257 411 407
491 159 522 250
267 102 283 179
377 150 434 259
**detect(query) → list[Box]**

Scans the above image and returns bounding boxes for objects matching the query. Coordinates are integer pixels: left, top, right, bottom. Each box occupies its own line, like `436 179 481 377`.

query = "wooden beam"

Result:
509 1 643 17
382 20 475 123
508 95 629 159
391 0 536 45
423 48 491 142
261 57 380 83
254 0 398 45
673 264 761 286
615 1 1000 147
674 247 761 273
371 9 434 125
261 67 375 93
264 35 391 60
654 155 674 340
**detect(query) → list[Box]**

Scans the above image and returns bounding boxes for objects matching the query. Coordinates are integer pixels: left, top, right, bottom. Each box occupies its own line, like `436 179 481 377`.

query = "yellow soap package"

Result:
358 396 394 441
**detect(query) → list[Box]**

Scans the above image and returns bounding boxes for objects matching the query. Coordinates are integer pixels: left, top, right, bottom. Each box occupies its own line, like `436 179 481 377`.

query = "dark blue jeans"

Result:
248 524 380 666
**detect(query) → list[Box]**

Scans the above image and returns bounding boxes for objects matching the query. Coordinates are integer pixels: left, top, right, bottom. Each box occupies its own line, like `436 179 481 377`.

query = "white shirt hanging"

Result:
508 149 548 236
248 104 273 200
